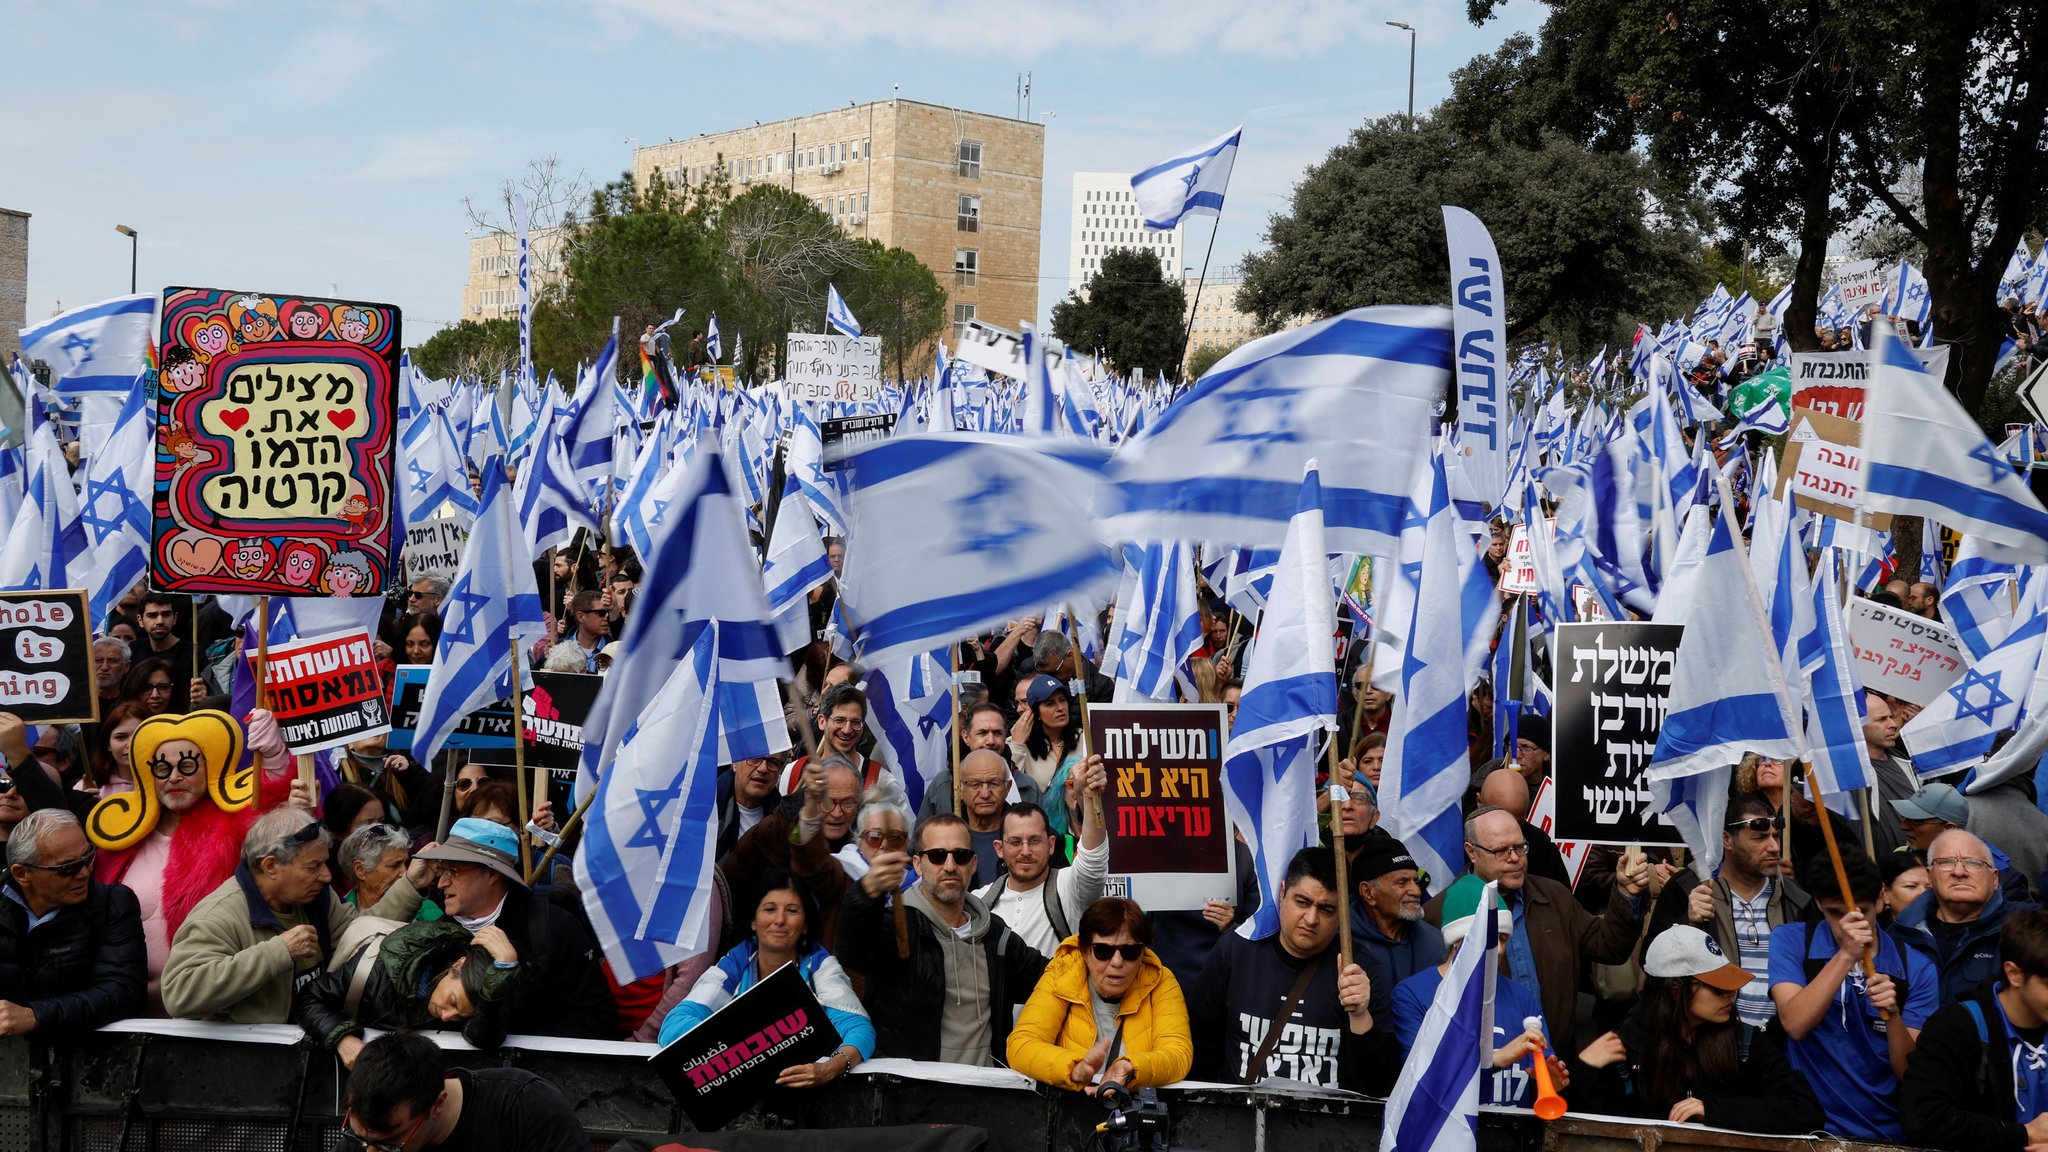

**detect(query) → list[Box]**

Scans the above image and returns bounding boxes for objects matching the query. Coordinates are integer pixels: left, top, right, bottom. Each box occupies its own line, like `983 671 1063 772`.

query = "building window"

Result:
955 248 978 287
957 140 982 179
861 194 869 213
957 194 980 232
953 303 976 341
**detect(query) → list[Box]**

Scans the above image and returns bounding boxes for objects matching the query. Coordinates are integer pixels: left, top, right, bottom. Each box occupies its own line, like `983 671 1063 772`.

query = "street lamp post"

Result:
114 224 137 293
1386 21 1417 126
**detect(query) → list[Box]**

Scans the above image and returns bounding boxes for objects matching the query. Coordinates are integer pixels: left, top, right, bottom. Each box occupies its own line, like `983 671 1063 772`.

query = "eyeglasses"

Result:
1002 835 1048 849
143 682 174 696
148 751 203 779
1089 942 1144 963
824 795 859 814
455 778 478 792
1932 856 1995 874
19 846 96 878
1725 816 1785 834
406 590 432 600
287 821 323 845
918 847 976 866
1471 842 1528 861
0 777 14 794
859 831 908 850
339 1107 432 1152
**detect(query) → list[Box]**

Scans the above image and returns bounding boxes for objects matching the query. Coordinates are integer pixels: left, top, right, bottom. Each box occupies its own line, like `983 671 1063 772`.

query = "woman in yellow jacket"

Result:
1007 897 1193 1091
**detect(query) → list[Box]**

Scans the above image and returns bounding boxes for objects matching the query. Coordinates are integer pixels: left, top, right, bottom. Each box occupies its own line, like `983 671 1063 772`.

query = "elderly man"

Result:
1190 847 1398 1093
715 752 783 859
92 636 131 717
1351 835 1444 1026
1895 827 2041 1006
0 810 146 1037
1427 805 1650 1044
838 813 1047 1065
416 818 617 1038
1897 783 2032 903
1474 764 1570 888
980 760 1108 957
725 755 863 895
162 806 426 1023
924 703 1042 819
1645 791 1811 1031
949 749 1015 886
406 575 451 617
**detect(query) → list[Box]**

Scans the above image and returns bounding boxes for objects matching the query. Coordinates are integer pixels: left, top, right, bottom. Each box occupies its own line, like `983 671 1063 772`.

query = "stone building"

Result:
0 208 27 363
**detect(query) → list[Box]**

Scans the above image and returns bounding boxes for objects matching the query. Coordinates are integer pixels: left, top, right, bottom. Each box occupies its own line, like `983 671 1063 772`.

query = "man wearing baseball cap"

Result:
416 819 616 1039
1351 833 1444 1025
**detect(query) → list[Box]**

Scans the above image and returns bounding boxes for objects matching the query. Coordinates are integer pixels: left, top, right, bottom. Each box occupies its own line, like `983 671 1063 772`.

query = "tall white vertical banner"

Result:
1443 206 1507 514
514 192 533 385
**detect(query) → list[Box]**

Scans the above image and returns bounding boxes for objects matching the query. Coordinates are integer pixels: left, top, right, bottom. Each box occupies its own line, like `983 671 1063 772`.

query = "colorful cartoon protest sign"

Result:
151 287 400 596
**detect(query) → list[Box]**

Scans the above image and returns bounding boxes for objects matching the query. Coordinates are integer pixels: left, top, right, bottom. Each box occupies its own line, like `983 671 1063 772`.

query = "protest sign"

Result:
1497 519 1554 596
785 334 882 403
261 630 390 754
402 519 469 583
1088 703 1234 911
950 318 1064 380
471 671 603 810
1527 776 1591 887
1551 621 1685 846
1775 408 1894 529
0 591 96 723
1788 346 1953 424
819 413 895 472
650 962 842 1131
151 286 400 597
1847 599 1966 707
1836 258 1887 312
384 665 514 752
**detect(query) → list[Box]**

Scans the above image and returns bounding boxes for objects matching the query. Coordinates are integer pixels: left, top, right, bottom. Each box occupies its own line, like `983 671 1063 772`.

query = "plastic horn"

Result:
1525 1015 1567 1121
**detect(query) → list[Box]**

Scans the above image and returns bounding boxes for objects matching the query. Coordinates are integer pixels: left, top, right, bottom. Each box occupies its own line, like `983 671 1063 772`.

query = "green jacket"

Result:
295 919 518 1052
161 867 422 1024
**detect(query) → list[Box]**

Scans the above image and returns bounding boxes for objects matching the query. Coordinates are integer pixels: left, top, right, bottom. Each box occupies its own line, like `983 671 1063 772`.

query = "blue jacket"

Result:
657 938 875 1060
1893 887 2037 1007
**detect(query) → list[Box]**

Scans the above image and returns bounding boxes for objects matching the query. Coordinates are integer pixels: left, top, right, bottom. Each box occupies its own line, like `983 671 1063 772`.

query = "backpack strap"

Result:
1043 868 1070 941
1963 998 1994 1097
342 938 385 1020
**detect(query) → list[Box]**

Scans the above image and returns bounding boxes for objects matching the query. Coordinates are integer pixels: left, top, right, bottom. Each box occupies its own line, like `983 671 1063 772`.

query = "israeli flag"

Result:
785 405 849 536
826 283 862 338
1131 126 1242 230
1902 576 2048 779
412 464 547 764
1940 537 2020 661
78 385 154 626
398 403 480 531
1804 549 1875 802
577 445 786 795
560 323 620 484
0 418 87 591
835 434 1117 670
1380 448 1475 890
762 473 834 654
577 622 723 982
17 295 155 397
1119 540 1203 702
513 407 597 561
1380 882 1497 1152
1883 259 1933 327
1223 461 1337 940
862 652 953 813
706 314 722 363
1104 306 1451 557
1860 325 2048 563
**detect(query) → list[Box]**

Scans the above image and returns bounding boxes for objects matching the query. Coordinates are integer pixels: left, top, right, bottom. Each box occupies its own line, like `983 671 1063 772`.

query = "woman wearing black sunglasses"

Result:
1007 897 1193 1091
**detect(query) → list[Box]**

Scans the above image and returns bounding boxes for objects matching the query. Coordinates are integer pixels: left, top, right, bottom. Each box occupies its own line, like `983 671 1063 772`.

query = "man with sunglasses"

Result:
0 809 146 1038
839 813 1048 1065
337 1030 584 1152
715 752 784 859
1644 791 1812 1032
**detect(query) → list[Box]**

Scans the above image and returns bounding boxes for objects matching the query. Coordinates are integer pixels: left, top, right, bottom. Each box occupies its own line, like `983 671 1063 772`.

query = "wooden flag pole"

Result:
950 646 964 818
1812 767 1889 1020
1326 735 1353 969
510 640 533 878
526 784 597 886
1070 613 1101 829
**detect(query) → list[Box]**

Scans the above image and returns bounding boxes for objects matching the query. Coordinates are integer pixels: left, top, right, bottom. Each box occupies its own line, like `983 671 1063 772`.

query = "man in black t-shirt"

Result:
337 1031 584 1152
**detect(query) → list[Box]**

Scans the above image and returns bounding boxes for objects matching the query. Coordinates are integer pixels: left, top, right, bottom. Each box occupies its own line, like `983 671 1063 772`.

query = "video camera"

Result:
1092 1082 1172 1152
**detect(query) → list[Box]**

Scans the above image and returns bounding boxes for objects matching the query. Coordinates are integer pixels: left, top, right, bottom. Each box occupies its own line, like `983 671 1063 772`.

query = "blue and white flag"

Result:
578 445 786 794
514 400 598 561
862 652 953 813
1940 537 2020 661
0 418 87 591
1883 259 1932 327
825 283 862 338
1222 461 1336 940
706 314 722 362
762 473 834 654
1380 448 1475 890
1902 576 2048 779
78 384 153 626
398 403 480 531
1118 540 1203 702
1860 326 2048 563
1647 477 1804 783
560 323 621 484
785 406 849 536
1380 881 1497 1152
1804 549 1874 803
834 434 1119 671
1131 126 1242 230
1104 306 1450 557
576 623 723 982
17 295 155 397
413 464 547 764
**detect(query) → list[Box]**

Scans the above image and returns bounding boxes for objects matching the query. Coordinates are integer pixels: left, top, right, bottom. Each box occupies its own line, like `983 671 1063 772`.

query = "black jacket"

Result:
1569 1008 1824 1135
295 919 515 1053
1901 989 2029 1152
496 887 619 1040
837 883 1046 1064
0 880 147 1037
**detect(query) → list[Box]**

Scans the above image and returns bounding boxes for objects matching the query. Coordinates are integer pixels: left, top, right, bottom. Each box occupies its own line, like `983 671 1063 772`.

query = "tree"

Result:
1050 247 1188 378
412 318 518 381
713 185 866 379
1236 115 1713 359
1186 343 1234 380
836 240 948 380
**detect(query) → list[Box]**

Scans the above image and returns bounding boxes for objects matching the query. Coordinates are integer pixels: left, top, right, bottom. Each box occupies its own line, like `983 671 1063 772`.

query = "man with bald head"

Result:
978 755 1107 956
1427 805 1651 1043
1474 765 1571 888
955 749 1017 886
1895 827 2041 1006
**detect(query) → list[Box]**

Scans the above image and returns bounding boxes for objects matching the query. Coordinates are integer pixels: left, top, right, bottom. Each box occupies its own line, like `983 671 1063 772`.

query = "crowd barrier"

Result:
0 1020 1921 1152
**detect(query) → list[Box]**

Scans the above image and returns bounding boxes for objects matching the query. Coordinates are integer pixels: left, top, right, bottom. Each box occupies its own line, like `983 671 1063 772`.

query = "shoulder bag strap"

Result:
1244 959 1321 1085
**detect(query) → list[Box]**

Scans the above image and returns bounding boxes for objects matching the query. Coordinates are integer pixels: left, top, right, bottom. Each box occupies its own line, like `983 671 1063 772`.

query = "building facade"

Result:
459 226 567 323
1181 264 1309 372
1068 172 1180 287
631 99 1043 343
0 209 27 363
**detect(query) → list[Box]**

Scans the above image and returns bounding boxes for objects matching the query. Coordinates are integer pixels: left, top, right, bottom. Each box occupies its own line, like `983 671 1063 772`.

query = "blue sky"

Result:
5 0 1543 345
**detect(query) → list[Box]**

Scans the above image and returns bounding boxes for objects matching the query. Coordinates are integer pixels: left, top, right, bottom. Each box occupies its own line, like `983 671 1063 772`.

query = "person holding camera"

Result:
1007 898 1192 1092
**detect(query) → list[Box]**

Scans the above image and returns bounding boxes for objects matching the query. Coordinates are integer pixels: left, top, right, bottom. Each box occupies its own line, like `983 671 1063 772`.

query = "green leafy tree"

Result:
836 240 948 380
713 185 866 379
1185 343 1234 380
411 318 518 381
1236 116 1713 359
1050 247 1189 378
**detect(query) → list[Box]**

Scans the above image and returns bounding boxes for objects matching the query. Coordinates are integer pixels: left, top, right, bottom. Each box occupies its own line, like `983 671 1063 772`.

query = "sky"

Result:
4 0 1546 345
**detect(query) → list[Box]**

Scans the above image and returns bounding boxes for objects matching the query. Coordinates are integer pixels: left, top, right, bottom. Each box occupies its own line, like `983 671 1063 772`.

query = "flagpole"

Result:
437 750 463 843
526 781 597 886
1174 216 1223 392
950 645 963 818
510 640 533 878
1069 607 1103 831
1812 767 1889 1021
1326 741 1353 969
